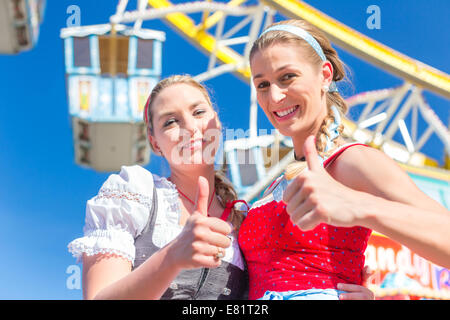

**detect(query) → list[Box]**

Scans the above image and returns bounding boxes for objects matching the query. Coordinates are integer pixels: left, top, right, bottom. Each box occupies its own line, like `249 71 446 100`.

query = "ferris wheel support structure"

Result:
107 0 449 204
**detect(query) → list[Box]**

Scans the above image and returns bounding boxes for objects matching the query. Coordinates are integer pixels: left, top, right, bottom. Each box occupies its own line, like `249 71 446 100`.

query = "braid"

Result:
315 107 344 157
214 170 245 231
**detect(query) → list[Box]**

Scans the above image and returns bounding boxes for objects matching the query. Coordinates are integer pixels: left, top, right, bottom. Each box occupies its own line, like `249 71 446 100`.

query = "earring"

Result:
152 146 163 157
322 84 329 93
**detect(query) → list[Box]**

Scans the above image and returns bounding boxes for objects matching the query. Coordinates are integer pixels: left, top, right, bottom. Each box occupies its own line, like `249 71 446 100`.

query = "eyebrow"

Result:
156 101 206 122
253 64 298 80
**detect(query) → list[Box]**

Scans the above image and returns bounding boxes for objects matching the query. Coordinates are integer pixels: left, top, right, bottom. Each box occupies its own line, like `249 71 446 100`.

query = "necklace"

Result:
175 184 216 212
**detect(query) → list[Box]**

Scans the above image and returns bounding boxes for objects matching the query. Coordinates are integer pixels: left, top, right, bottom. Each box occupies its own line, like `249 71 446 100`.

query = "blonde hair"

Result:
250 19 348 156
144 74 245 230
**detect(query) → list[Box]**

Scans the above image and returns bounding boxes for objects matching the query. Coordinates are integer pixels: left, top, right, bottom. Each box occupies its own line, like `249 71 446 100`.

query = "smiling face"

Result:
149 83 221 167
250 43 332 140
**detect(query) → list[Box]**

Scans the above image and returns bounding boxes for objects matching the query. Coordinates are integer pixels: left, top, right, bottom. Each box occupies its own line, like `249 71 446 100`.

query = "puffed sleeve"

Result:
68 165 155 265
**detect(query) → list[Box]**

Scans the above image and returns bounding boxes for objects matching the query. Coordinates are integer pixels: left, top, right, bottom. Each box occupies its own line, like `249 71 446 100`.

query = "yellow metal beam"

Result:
399 162 450 182
199 0 247 31
147 0 251 80
262 0 450 99
199 0 212 31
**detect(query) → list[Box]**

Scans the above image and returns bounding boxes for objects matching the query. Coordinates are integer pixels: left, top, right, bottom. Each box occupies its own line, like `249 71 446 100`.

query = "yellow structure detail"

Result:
147 0 251 80
199 0 247 31
263 0 450 99
148 0 450 99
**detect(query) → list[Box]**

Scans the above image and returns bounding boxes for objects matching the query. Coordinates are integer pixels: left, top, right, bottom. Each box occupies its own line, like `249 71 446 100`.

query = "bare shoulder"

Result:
327 145 419 200
330 144 398 174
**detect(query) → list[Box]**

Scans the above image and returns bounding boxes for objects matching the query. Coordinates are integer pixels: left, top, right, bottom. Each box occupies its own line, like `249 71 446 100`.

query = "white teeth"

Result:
183 139 202 149
275 106 298 117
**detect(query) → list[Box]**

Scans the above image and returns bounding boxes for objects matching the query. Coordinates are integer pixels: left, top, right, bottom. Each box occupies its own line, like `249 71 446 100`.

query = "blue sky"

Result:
0 1 448 299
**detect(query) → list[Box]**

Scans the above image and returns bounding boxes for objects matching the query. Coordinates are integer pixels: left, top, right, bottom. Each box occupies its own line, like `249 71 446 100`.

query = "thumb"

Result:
303 135 322 172
194 176 209 216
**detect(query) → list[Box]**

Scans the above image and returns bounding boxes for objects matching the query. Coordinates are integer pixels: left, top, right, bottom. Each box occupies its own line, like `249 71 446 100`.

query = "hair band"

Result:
261 25 338 93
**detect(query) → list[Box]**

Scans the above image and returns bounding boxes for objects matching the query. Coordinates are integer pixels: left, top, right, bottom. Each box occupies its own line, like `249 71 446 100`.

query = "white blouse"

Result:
68 165 245 271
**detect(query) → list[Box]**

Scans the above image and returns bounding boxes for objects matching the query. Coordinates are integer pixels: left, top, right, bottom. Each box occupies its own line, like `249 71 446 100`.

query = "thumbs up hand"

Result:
193 175 210 217
170 176 232 270
283 136 359 230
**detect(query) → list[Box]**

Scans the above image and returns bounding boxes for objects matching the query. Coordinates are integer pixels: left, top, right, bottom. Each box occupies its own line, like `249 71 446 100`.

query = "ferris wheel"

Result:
61 0 449 201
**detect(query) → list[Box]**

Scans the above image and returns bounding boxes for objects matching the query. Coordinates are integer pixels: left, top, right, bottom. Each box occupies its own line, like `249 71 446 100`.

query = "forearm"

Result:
93 241 182 300
357 191 450 268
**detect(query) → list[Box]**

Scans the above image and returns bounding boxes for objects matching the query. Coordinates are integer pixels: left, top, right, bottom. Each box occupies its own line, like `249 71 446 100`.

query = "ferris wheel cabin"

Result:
61 24 165 172
0 0 46 54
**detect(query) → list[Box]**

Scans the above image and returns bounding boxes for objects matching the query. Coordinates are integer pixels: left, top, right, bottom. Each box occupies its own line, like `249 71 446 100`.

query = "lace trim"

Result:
68 245 134 265
251 193 275 209
67 229 135 265
95 188 152 210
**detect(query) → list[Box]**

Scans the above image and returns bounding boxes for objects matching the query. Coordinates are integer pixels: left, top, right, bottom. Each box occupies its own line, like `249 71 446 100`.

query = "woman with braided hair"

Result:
240 19 449 300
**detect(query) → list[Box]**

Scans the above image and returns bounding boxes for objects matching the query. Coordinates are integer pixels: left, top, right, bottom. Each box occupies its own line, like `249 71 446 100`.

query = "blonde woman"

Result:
68 75 248 299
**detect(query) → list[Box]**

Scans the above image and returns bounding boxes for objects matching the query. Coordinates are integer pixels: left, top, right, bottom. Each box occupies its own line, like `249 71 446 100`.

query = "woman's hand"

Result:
169 176 232 270
362 265 374 284
337 283 375 300
337 265 376 300
283 136 363 230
